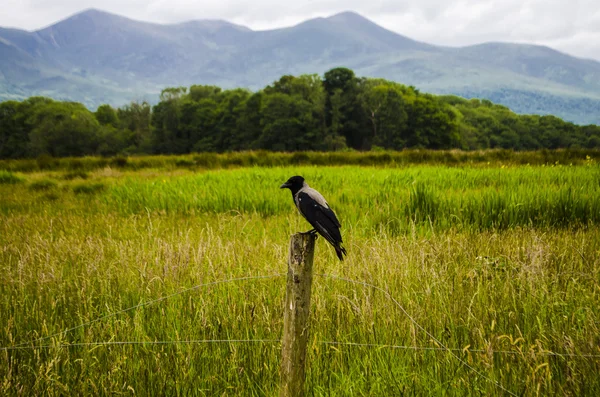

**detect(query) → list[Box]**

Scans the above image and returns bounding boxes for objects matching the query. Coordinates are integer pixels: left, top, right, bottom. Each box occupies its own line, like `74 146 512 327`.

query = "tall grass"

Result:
1 162 599 395
98 166 600 231
0 149 598 172
0 170 24 184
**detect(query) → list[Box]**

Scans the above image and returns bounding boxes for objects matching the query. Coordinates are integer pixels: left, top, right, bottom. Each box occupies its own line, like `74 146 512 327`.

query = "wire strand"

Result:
6 274 285 349
1 339 280 350
3 271 597 395
4 339 600 359
317 273 519 397
319 341 600 358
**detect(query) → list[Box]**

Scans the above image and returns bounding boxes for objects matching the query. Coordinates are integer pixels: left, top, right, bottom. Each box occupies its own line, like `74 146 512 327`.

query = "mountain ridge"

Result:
1 8 599 124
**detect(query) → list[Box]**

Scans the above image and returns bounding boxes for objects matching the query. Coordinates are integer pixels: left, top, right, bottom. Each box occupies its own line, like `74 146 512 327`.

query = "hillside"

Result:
1 9 599 124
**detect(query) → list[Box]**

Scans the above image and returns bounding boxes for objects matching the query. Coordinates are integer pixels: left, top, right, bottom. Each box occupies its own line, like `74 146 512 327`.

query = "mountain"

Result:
1 8 599 124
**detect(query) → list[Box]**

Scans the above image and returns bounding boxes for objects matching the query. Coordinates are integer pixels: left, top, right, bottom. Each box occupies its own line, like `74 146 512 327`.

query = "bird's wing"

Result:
301 188 341 227
297 191 343 246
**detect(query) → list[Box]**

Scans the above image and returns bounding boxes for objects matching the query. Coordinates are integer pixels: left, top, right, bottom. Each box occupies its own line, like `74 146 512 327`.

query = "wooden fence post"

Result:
280 233 316 397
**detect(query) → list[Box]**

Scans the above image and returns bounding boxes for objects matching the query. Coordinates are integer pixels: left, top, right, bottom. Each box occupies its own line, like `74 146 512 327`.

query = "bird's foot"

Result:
300 229 318 238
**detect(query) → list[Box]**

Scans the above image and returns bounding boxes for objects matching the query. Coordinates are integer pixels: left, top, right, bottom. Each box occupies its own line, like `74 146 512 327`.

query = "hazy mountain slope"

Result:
1 9 599 124
456 43 600 92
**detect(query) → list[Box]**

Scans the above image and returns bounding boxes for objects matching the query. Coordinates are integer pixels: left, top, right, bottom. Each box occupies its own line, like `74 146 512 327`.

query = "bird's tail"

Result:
335 245 347 261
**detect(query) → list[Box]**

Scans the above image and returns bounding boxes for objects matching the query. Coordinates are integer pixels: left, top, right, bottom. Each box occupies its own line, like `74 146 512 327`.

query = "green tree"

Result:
97 125 131 156
117 101 152 153
213 89 251 151
3 68 599 158
236 92 264 150
152 88 187 153
184 98 220 152
95 104 119 127
405 94 461 149
189 85 221 101
28 101 101 157
358 79 409 149
323 68 365 149
258 93 315 151
262 74 329 149
0 101 28 158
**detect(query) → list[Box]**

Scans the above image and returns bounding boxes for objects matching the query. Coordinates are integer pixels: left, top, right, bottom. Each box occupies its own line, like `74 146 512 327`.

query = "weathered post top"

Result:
280 233 316 397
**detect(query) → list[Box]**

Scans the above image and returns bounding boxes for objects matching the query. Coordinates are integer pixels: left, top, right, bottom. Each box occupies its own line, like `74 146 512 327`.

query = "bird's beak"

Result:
280 183 290 189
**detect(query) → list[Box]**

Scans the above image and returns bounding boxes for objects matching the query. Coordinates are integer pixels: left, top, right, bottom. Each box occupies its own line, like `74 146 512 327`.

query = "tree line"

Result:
1 67 599 158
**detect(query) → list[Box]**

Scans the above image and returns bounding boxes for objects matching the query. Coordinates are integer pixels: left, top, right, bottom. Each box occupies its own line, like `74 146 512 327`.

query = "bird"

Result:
280 176 347 261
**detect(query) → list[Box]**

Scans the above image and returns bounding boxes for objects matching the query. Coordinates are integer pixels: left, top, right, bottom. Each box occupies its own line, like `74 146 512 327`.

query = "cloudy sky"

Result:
1 0 599 61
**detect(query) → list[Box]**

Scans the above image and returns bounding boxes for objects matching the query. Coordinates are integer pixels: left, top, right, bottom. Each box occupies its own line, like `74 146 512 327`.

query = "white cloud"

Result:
0 0 598 61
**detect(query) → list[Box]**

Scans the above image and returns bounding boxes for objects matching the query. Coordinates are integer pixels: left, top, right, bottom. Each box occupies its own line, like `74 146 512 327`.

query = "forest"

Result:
1 67 599 159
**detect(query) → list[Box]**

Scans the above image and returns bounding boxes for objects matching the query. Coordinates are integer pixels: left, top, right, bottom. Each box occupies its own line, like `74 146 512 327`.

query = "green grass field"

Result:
1 156 600 395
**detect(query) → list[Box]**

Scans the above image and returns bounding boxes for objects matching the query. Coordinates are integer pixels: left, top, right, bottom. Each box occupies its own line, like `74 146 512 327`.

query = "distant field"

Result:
1 149 600 173
1 159 599 395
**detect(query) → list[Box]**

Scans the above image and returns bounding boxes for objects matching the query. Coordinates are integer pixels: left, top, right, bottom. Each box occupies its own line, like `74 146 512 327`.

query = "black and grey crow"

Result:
280 176 347 261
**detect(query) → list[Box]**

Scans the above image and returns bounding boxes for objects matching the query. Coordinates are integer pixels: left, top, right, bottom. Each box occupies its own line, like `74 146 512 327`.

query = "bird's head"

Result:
280 175 305 193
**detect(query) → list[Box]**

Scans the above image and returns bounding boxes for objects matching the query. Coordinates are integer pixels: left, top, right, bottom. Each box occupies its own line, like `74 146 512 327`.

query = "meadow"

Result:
1 152 599 395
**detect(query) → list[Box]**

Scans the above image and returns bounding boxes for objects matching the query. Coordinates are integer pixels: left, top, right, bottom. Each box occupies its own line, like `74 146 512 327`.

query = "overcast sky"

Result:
1 0 599 61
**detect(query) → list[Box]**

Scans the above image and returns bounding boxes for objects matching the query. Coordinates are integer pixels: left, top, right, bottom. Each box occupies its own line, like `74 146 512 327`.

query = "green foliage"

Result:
72 182 106 195
174 158 195 168
189 85 221 101
1 149 599 173
110 156 129 168
0 101 28 159
117 101 152 153
1 69 599 160
35 154 58 170
324 68 364 149
28 178 57 191
258 93 312 151
95 104 119 127
406 94 461 149
359 80 408 149
62 170 89 180
0 170 24 184
28 101 101 157
441 95 600 151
